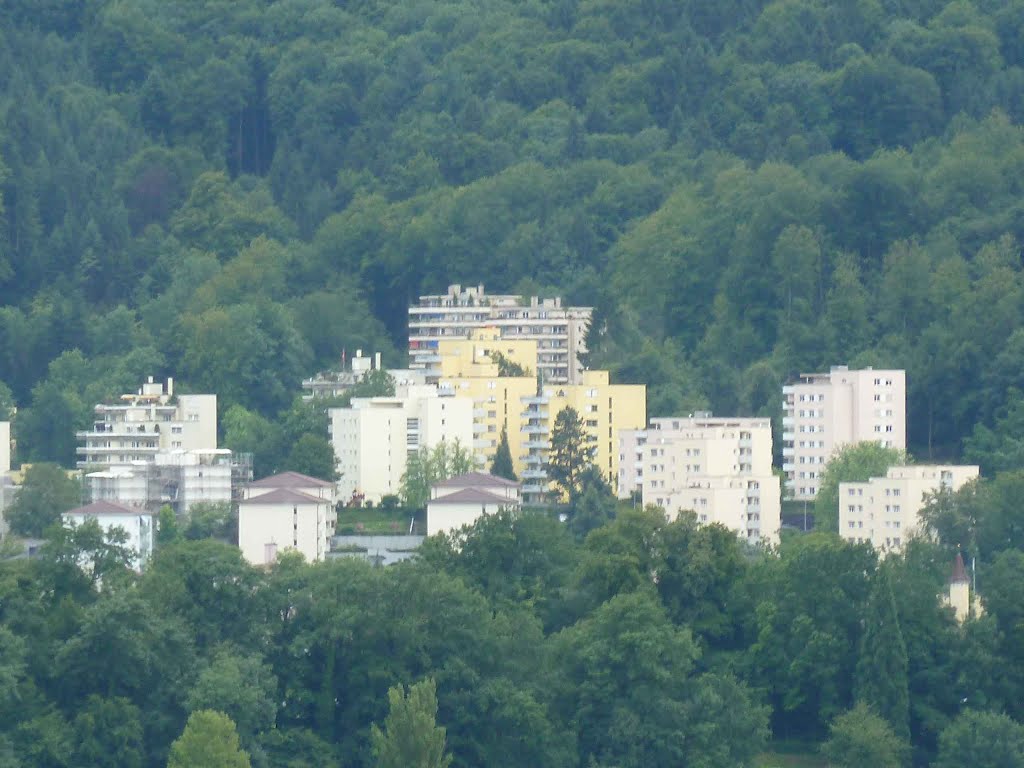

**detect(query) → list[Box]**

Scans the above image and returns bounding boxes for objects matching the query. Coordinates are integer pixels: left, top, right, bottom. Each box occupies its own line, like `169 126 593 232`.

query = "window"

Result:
171 426 183 434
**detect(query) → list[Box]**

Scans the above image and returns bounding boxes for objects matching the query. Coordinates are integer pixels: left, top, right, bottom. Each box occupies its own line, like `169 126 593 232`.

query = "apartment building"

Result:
782 366 906 500
408 284 592 384
517 371 646 503
839 464 979 552
84 449 252 515
435 327 538 473
76 377 217 469
63 500 155 571
636 416 780 544
238 472 337 565
617 429 648 500
329 385 473 504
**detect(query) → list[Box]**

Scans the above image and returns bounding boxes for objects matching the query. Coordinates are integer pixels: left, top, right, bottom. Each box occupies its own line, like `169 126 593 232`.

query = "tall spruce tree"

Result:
490 427 517 481
854 566 910 741
547 406 593 500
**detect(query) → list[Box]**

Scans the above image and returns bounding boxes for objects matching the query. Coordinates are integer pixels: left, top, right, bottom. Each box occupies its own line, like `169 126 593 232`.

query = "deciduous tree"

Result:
370 678 452 768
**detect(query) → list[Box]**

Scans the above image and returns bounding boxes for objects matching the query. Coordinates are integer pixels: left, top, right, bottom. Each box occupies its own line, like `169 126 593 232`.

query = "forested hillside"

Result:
2 0 1024 466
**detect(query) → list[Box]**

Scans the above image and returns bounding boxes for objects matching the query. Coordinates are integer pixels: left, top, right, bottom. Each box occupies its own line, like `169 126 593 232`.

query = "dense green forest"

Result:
6 486 1024 768
5 1 1024 765
1 0 1024 467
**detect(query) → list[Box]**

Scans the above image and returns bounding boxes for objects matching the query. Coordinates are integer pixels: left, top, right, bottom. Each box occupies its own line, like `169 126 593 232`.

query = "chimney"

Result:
167 377 174 396
375 352 382 370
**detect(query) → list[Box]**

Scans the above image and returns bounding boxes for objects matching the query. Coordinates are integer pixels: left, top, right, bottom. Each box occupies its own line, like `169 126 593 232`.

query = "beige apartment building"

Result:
76 377 217 469
637 416 780 544
408 284 591 384
839 464 979 552
329 385 473 505
782 366 906 500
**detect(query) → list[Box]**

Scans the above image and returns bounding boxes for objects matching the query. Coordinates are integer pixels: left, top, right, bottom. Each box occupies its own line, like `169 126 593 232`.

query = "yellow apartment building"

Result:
436 330 646 501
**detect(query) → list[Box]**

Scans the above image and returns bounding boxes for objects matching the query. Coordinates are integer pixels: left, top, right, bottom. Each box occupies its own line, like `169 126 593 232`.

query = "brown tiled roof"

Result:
950 552 970 584
64 500 144 517
429 488 521 505
248 471 334 489
241 488 330 506
433 471 520 489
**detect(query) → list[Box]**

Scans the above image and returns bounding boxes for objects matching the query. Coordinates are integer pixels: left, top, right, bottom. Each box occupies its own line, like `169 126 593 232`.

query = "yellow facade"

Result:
439 374 537 475
539 371 647 495
440 365 646 501
434 327 538 380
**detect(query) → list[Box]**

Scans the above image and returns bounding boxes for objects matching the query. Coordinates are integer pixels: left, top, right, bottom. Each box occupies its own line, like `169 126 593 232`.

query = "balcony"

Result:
521 439 549 449
521 396 549 406
522 424 550 434
521 453 545 466
521 482 547 495
521 469 547 480
782 462 794 472
782 447 794 456
781 417 794 426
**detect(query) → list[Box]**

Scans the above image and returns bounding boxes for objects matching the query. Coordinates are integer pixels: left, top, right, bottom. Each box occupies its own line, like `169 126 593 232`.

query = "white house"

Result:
238 472 337 565
62 500 156 571
426 472 521 536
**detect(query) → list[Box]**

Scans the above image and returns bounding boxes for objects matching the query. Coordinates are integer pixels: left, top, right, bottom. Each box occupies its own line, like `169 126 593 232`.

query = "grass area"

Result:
334 506 421 535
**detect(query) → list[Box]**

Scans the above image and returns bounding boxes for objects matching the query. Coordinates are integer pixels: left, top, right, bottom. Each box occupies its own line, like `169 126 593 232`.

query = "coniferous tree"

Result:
854 566 910 742
546 406 593 500
490 427 517 481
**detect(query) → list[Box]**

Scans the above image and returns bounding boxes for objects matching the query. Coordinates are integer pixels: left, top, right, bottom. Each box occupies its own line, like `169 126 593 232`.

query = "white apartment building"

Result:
617 429 648 500
84 449 249 515
782 367 906 500
238 472 337 565
636 415 781 544
408 284 592 385
63 500 156 571
329 385 474 504
839 464 979 552
76 377 217 469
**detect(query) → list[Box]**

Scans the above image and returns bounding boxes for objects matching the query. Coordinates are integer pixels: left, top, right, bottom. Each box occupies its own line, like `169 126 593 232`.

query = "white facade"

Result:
426 472 521 536
0 421 9 476
76 377 217 469
617 429 648 500
839 464 979 552
83 449 247 515
238 472 337 565
782 366 906 500
329 387 473 505
636 415 781 544
63 500 155 571
408 284 592 384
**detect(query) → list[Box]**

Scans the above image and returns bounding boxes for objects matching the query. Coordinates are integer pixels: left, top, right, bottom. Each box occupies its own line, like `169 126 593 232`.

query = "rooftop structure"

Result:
76 376 217 470
408 284 592 385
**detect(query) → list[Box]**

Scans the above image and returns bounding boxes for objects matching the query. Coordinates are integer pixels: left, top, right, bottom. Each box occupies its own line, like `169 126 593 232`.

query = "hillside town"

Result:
0 285 981 596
